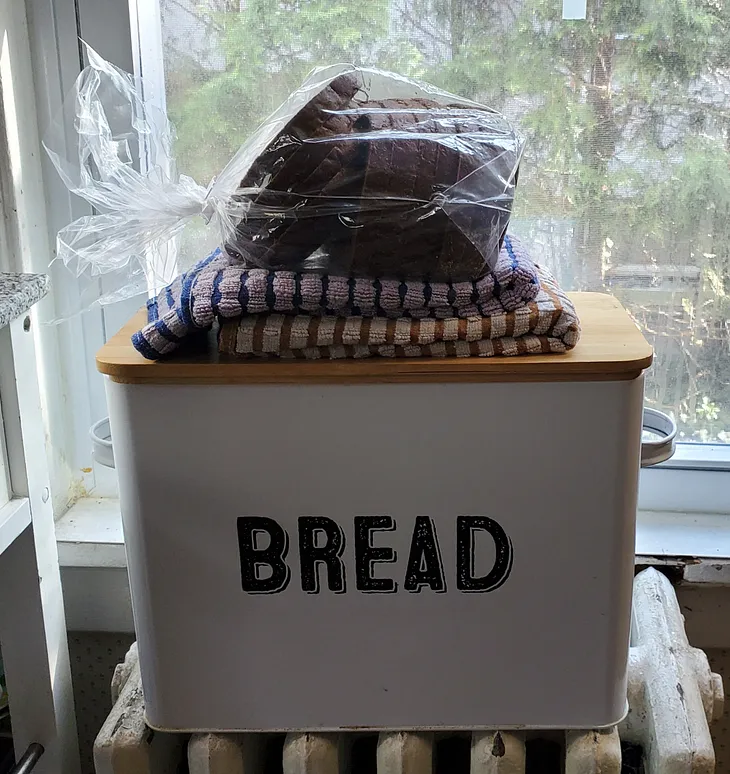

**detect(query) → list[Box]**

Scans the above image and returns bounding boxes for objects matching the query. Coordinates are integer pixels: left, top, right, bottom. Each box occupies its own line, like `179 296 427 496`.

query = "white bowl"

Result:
90 417 115 469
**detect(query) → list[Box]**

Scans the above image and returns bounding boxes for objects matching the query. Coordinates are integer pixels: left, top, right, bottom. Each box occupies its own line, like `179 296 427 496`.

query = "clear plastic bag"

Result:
45 50 525 313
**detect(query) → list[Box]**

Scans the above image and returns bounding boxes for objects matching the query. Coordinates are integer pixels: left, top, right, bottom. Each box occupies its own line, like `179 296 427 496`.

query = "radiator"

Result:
93 568 724 774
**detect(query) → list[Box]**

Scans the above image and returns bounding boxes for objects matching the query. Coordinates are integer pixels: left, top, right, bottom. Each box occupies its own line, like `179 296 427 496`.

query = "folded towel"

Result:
217 266 579 359
132 234 540 360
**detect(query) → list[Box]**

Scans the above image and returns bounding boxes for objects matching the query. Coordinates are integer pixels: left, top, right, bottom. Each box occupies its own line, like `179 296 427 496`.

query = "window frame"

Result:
24 0 108 510
23 0 730 518
24 0 145 509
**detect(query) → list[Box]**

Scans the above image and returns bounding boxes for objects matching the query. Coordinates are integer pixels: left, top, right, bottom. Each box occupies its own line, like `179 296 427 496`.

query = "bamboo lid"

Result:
97 292 652 385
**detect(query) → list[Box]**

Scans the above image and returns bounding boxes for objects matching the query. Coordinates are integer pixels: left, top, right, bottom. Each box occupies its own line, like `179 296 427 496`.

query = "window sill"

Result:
636 511 730 560
56 498 126 568
56 497 730 569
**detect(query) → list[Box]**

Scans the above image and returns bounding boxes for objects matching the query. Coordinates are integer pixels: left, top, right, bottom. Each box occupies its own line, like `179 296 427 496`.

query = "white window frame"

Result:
23 0 730 522
24 0 144 508
640 445 730 514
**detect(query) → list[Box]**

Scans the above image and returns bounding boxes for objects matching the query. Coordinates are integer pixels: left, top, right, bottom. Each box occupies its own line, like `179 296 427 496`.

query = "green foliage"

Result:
167 0 423 181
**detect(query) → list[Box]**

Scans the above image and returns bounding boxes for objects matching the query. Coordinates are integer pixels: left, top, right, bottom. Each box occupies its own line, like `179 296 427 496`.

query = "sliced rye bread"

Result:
227 79 519 280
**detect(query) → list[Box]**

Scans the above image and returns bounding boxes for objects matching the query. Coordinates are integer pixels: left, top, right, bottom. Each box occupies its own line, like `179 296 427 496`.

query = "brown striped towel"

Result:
218 266 580 359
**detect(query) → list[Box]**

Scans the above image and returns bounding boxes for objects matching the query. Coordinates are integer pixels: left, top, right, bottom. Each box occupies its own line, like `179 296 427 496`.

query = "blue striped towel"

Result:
132 234 541 360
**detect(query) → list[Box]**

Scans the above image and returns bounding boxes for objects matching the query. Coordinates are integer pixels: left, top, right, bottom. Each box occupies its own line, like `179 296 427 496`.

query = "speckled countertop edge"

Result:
0 273 49 330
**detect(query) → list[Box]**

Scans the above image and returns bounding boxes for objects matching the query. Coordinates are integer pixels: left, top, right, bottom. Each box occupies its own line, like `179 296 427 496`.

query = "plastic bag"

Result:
43 45 220 315
45 49 525 313
224 70 525 281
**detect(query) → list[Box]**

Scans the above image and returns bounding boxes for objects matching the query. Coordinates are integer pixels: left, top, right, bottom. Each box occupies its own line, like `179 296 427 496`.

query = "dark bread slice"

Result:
230 140 364 268
226 74 362 265
323 99 449 274
239 74 360 190
325 100 514 279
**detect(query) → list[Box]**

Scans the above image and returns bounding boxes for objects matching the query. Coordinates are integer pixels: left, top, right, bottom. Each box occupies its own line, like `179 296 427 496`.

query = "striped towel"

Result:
132 234 540 360
218 266 580 359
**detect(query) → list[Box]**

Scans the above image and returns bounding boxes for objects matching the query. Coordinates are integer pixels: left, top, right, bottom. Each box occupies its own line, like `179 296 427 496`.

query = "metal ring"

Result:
641 408 677 467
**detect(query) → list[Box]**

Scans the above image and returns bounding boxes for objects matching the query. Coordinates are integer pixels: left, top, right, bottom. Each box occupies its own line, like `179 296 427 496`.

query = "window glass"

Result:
160 0 730 443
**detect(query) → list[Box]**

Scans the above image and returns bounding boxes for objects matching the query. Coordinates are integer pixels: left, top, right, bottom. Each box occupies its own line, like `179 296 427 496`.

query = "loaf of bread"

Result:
225 73 521 281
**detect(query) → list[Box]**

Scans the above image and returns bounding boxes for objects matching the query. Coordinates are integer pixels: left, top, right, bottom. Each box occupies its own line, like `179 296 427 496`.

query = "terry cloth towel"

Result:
217 265 580 359
132 234 540 360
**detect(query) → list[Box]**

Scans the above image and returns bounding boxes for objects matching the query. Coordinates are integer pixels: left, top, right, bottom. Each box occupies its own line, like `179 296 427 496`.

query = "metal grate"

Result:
69 633 136 774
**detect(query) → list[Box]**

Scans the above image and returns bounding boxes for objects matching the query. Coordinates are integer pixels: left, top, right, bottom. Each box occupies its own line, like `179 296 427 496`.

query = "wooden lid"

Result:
96 292 652 385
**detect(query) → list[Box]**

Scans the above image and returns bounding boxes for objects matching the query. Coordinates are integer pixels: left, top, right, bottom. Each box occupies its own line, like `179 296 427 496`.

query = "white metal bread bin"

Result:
98 291 653 733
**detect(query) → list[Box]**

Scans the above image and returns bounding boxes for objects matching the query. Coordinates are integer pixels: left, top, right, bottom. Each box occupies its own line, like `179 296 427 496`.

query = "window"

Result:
157 0 730 447
26 0 730 516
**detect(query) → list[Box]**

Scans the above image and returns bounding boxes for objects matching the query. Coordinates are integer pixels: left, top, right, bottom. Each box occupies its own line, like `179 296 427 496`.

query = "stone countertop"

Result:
0 272 49 330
